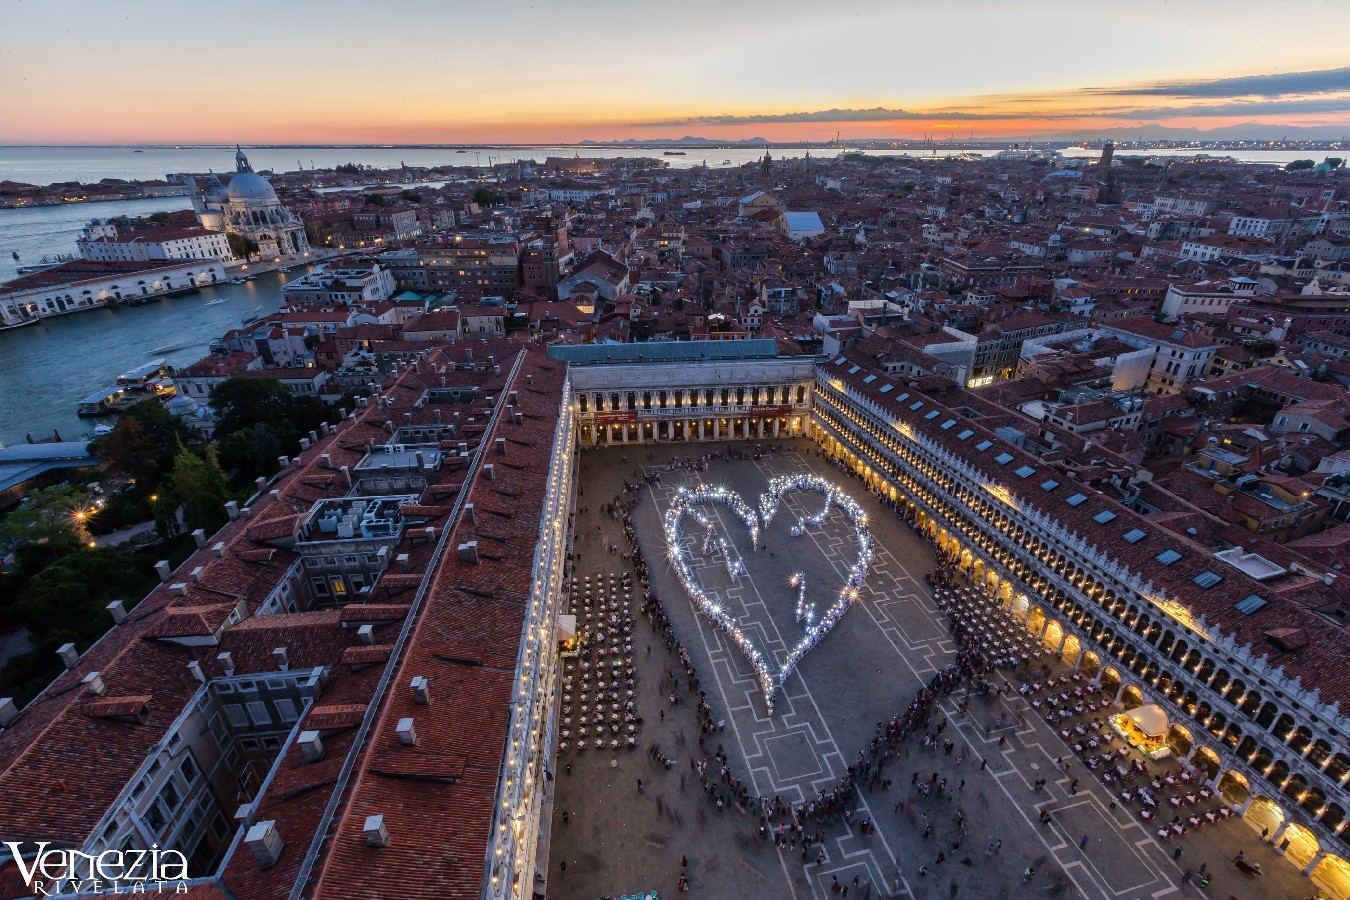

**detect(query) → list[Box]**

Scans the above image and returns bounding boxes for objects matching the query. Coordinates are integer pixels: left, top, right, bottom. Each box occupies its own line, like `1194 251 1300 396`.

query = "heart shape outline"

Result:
661 474 874 713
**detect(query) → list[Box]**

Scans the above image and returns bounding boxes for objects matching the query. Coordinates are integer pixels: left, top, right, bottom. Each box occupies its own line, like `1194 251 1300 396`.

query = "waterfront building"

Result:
280 263 396 307
0 259 226 327
76 221 234 264
191 148 310 260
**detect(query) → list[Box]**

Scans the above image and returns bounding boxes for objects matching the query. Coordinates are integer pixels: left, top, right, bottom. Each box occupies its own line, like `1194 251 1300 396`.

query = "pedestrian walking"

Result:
1079 834 1088 849
1173 846 1183 861
1023 866 1035 882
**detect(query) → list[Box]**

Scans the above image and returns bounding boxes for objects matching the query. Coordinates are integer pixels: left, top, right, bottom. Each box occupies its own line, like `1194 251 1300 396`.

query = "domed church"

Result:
190 147 309 259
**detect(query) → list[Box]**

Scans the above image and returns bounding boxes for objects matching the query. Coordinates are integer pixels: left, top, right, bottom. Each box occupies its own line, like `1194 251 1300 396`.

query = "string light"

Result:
663 475 874 713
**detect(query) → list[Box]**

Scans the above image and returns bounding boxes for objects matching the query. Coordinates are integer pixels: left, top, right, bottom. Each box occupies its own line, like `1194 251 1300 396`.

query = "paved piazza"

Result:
545 440 1305 900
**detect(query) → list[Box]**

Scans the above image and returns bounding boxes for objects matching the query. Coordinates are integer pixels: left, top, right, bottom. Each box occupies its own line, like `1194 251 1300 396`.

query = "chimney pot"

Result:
464 502 475 523
396 717 417 746
0 698 17 728
192 528 207 548
187 661 206 683
495 437 506 455
357 624 375 645
277 456 290 469
216 651 235 677
397 553 410 572
56 643 79 669
411 676 430 705
212 541 227 558
459 541 479 564
244 821 283 869
363 815 391 848
297 730 324 762
273 647 289 671
483 464 495 481
82 671 106 696
106 600 127 624
155 560 173 581
225 501 239 520
321 453 333 469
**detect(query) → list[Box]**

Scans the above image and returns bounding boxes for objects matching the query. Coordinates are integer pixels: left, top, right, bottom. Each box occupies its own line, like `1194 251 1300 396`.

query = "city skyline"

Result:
3 0 1350 144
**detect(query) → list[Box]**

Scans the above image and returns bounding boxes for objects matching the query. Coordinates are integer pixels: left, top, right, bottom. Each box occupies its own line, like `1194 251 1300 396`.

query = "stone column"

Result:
698 420 705 440
684 420 691 442
1237 795 1255 816
1269 820 1290 848
757 419 765 438
621 425 629 444
713 420 721 440
1302 850 1326 876
1114 682 1127 703
773 418 781 437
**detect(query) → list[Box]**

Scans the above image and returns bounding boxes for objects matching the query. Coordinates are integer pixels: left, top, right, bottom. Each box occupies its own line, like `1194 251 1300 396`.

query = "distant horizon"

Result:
4 1 1348 145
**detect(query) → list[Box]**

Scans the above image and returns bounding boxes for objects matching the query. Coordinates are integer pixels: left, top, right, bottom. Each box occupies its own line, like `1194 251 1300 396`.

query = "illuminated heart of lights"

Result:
662 474 874 713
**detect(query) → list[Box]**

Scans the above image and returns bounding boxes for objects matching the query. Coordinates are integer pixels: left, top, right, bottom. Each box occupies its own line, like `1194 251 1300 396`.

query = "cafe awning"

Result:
1124 704 1169 738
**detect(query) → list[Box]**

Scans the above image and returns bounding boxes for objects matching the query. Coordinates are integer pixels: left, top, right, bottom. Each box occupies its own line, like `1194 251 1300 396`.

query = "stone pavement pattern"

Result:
544 441 1303 900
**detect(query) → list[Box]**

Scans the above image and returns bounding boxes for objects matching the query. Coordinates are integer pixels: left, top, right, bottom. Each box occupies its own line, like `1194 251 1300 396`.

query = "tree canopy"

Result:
89 399 195 490
209 376 327 483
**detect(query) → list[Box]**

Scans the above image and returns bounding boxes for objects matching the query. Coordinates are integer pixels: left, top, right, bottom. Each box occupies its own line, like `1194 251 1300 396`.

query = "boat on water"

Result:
149 344 185 354
88 424 116 438
663 151 687 156
244 275 257 281
204 297 228 306
242 305 264 324
229 277 246 285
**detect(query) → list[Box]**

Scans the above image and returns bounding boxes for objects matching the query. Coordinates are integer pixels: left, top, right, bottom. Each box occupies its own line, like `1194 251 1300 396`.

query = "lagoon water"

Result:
0 143 1331 448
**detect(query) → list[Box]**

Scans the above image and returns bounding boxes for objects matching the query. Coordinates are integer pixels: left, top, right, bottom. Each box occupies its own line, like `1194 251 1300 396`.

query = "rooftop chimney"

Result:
155 560 172 581
244 821 283 869
0 698 17 728
396 553 410 572
212 541 227 558
297 730 324 762
411 675 431 705
273 647 289 671
364 815 390 848
483 464 495 481
463 503 475 524
321 453 333 469
187 661 206 683
396 717 417 746
225 500 239 520
255 476 268 494
357 624 375 645
82 671 106 696
192 529 207 549
106 600 127 624
495 437 506 455
216 651 235 677
459 541 479 564
56 643 79 669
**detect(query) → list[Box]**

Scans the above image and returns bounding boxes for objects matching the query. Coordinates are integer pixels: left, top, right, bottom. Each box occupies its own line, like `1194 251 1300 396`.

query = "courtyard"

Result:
542 439 1312 900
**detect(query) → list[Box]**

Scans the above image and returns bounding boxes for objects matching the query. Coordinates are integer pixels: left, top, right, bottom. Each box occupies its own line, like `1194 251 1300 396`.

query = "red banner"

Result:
594 411 637 424
751 405 792 417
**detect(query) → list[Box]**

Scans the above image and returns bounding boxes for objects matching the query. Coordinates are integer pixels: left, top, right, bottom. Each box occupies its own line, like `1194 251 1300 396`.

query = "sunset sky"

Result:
3 0 1349 144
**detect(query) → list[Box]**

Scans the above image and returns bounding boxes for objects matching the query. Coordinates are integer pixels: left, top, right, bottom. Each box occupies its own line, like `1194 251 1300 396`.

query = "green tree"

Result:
0 484 90 556
227 232 260 259
168 443 229 535
208 376 326 483
89 399 194 490
472 187 501 207
1284 159 1316 172
1326 157 1344 170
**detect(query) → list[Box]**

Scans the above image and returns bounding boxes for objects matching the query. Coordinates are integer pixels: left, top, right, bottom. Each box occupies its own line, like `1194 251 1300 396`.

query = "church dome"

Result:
227 170 278 201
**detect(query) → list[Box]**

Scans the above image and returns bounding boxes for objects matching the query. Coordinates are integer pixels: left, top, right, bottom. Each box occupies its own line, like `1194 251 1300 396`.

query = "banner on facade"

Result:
594 412 638 425
751 405 792 417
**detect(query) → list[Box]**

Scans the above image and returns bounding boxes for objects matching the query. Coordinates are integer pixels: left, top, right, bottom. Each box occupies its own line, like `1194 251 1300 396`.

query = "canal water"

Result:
0 270 299 447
